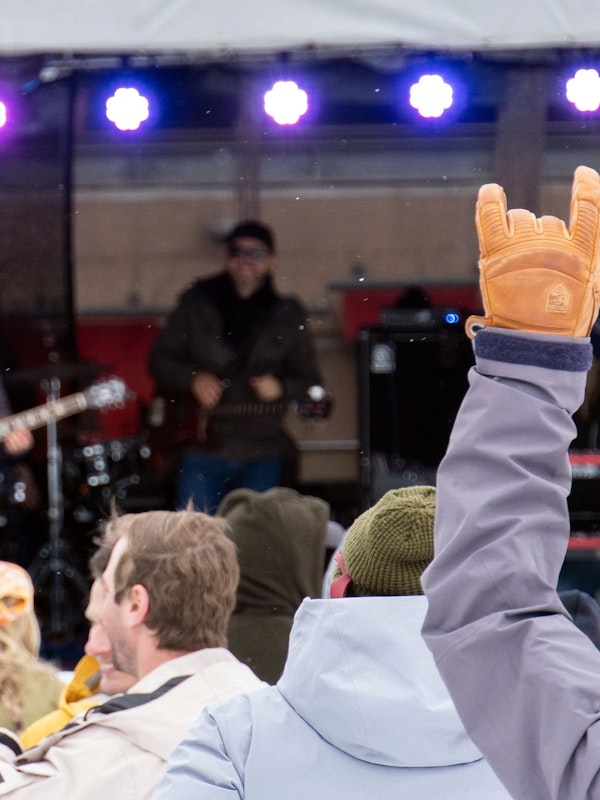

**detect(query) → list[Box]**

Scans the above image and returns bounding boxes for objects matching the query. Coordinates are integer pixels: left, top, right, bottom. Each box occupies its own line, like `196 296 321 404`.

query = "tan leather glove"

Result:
466 165 600 338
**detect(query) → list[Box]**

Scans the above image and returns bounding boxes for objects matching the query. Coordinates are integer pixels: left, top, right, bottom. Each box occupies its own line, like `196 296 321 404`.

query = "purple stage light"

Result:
566 68 600 112
409 74 454 119
105 87 150 131
264 80 308 125
0 102 7 129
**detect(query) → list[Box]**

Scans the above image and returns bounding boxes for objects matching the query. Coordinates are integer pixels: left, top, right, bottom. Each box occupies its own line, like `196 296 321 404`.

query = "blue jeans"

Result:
176 452 284 514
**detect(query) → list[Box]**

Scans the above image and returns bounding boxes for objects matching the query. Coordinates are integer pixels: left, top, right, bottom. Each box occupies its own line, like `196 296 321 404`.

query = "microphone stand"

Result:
29 375 89 637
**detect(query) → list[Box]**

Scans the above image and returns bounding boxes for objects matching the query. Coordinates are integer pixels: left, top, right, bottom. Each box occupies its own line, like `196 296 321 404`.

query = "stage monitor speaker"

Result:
359 322 474 508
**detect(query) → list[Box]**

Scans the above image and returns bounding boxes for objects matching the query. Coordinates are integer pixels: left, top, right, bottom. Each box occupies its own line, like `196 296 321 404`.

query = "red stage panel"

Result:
76 316 162 440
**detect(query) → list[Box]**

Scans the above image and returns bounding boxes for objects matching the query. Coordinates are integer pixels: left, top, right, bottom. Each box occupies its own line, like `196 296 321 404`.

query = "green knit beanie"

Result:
331 486 435 596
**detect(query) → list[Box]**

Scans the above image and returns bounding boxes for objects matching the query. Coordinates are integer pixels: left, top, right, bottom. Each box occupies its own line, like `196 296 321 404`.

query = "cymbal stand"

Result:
29 375 89 636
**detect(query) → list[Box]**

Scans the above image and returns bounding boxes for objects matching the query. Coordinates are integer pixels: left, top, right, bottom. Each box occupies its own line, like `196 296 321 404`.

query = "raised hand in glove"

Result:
466 165 600 339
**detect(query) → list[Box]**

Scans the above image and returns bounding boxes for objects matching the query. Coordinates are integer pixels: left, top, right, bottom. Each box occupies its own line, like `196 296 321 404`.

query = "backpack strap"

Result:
88 674 192 717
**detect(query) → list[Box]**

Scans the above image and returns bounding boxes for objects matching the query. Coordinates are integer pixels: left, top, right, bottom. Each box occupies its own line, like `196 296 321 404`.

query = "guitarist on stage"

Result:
148 220 323 513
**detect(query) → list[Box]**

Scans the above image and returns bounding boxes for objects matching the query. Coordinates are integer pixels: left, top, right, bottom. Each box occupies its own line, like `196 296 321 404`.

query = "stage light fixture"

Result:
105 87 150 131
409 74 454 119
0 102 7 129
264 80 308 125
566 68 600 112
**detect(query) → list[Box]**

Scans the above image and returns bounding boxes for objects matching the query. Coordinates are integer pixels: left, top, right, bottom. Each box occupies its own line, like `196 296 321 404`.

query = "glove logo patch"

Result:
546 284 571 314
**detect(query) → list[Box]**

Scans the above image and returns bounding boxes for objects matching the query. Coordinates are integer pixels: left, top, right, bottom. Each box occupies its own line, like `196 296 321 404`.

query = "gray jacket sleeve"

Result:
422 327 600 800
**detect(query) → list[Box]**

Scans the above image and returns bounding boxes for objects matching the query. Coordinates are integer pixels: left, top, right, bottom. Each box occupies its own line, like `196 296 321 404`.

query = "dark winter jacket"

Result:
147 273 322 459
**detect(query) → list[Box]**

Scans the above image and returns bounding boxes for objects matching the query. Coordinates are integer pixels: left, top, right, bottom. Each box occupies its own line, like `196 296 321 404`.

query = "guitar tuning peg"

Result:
307 385 326 402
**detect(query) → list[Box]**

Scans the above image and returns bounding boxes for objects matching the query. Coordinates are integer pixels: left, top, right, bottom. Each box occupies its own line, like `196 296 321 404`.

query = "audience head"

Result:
84 544 136 696
99 508 239 670
0 560 39 655
0 561 59 732
218 487 329 609
330 486 435 598
217 487 329 683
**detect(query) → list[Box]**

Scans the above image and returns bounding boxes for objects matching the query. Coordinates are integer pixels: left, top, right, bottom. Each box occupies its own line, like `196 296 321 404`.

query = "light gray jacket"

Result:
0 648 262 799
422 327 600 800
155 596 512 799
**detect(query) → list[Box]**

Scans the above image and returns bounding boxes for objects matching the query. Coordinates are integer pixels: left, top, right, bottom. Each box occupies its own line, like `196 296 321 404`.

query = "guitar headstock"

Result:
293 386 334 421
83 378 131 411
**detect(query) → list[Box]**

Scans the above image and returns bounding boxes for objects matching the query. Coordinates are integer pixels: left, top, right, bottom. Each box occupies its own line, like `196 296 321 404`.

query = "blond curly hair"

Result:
0 605 58 732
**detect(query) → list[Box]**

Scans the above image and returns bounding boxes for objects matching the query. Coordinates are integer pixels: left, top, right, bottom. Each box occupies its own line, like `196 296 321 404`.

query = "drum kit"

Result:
1 359 152 638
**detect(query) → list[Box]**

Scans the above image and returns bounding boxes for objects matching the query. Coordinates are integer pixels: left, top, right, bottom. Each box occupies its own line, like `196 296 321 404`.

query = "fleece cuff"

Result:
474 328 592 372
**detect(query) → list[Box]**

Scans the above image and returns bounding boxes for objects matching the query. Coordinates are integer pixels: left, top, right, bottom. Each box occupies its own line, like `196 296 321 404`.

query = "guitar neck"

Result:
210 401 287 420
0 392 88 442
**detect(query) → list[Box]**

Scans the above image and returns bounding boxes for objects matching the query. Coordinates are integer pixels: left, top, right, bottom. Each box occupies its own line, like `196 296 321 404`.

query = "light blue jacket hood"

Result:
155 595 513 799
277 595 482 767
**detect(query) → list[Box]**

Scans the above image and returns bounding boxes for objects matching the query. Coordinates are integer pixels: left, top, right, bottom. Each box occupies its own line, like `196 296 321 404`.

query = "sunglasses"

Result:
227 247 269 260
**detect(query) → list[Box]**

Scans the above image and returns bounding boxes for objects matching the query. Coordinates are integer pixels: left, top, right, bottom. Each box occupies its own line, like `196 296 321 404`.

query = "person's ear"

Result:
126 583 150 627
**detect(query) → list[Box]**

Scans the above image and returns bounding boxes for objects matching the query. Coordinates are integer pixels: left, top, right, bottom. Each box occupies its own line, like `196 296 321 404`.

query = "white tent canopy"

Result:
2 0 600 56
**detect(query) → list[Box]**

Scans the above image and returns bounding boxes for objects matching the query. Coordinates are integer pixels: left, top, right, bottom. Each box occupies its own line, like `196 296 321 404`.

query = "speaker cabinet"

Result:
358 323 474 508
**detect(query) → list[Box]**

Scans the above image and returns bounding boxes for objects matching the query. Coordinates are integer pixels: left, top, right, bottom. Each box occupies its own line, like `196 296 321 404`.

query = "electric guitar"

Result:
148 388 333 449
0 377 130 442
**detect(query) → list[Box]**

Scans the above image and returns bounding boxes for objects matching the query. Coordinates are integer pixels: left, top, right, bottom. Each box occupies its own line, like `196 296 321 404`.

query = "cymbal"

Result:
3 361 112 384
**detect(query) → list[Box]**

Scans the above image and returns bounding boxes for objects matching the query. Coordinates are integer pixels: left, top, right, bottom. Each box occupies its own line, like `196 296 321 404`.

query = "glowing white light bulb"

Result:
106 87 150 131
566 68 600 112
264 80 308 125
409 74 454 119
